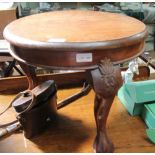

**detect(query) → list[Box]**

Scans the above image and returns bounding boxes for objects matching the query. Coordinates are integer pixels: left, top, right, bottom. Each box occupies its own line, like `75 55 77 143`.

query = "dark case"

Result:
12 80 57 139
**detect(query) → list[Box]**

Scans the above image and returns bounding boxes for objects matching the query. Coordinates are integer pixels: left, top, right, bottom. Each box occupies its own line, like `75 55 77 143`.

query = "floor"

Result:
0 88 155 153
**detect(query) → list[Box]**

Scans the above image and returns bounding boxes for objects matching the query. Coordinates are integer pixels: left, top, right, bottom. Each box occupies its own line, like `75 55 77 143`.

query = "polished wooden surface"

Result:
0 88 154 153
4 10 146 43
4 10 147 68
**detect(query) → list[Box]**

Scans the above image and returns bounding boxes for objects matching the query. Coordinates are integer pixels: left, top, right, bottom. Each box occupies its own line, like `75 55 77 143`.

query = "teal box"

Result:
118 85 143 116
118 80 155 116
125 80 155 103
141 103 155 128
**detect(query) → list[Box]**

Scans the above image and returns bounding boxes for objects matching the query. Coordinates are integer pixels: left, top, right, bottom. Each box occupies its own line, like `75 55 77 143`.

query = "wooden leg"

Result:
88 58 123 153
18 62 38 89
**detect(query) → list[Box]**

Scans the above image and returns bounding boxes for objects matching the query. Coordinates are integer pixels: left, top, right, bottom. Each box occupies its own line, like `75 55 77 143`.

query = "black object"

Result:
0 78 91 139
3 59 24 77
12 80 57 139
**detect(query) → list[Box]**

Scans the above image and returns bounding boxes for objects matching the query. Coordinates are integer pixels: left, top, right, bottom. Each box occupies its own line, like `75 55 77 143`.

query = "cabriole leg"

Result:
88 58 123 153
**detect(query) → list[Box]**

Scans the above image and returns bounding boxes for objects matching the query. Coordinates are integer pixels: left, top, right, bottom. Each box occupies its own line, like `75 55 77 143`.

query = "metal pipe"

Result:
57 83 91 110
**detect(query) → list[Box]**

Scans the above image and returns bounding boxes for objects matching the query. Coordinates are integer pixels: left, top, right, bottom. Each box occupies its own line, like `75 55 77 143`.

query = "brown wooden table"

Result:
3 10 147 153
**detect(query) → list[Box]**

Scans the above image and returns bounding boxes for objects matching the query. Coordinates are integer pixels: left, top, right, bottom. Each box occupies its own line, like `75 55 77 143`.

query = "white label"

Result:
76 53 92 63
48 38 66 42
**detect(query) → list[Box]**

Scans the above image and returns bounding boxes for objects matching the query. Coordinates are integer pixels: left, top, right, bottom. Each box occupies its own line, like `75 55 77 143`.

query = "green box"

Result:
118 85 144 116
118 80 155 116
141 103 155 128
125 80 155 103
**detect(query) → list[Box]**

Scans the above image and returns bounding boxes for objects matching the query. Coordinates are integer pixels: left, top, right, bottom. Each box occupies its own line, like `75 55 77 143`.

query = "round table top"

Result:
4 10 147 49
3 10 147 69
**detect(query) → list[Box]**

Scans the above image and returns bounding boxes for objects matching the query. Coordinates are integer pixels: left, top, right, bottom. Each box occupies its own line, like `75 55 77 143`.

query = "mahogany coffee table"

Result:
3 10 147 153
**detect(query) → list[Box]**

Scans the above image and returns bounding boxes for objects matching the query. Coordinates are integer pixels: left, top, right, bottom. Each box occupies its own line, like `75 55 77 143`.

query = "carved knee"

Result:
90 58 122 98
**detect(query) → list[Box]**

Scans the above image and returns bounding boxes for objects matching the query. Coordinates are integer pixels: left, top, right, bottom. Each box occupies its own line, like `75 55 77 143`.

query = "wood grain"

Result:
0 66 149 94
0 71 86 94
4 10 147 67
0 7 16 39
4 10 146 43
0 89 154 153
